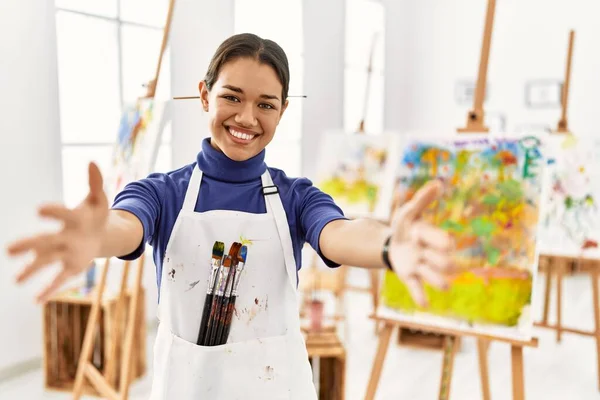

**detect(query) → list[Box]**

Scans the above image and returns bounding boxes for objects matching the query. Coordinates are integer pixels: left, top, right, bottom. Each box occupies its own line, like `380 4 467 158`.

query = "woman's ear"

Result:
277 99 289 123
198 81 209 112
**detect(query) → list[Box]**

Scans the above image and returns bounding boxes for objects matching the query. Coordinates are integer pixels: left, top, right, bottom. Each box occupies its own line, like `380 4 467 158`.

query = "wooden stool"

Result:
304 328 346 400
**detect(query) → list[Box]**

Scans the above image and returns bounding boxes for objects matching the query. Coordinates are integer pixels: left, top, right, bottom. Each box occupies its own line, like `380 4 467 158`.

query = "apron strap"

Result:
261 171 298 289
182 165 203 212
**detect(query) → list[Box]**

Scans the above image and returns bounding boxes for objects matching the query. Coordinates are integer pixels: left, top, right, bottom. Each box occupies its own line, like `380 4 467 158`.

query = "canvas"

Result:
107 98 168 202
538 134 600 258
380 134 545 340
315 131 400 221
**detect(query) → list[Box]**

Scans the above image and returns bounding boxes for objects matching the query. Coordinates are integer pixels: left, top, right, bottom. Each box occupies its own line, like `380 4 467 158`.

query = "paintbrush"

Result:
203 255 231 346
214 256 238 345
204 243 241 346
219 245 248 345
196 241 225 345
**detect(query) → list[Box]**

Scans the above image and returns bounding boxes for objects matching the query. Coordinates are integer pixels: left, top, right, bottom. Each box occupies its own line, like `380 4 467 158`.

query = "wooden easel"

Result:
394 0 497 352
71 2 176 399
533 30 600 391
365 0 539 398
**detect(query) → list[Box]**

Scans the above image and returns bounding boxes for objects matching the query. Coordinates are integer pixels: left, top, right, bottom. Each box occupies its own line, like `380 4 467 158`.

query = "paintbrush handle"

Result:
196 293 214 345
207 294 225 346
220 296 237 345
214 296 229 346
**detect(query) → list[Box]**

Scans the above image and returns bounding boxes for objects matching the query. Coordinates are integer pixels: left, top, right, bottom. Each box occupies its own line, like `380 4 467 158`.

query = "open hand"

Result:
6 162 109 303
388 180 455 307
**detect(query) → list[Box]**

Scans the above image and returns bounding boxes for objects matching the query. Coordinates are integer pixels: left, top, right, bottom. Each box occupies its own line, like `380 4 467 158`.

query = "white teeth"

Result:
228 127 255 141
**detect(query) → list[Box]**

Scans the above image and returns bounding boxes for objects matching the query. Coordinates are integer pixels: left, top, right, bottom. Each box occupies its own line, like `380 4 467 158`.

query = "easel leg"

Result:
510 345 525 400
590 265 600 391
364 323 393 400
118 254 145 399
477 339 491 400
542 257 552 324
106 260 130 387
369 269 380 334
556 260 564 342
438 335 458 400
72 259 110 399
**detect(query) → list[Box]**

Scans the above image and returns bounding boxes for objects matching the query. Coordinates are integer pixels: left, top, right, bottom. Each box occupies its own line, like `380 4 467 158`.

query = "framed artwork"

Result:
538 134 600 258
525 80 563 108
380 133 546 341
315 131 400 221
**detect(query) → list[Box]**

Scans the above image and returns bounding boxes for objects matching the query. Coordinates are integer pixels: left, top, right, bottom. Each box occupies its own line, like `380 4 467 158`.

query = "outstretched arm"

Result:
6 163 144 303
319 180 455 306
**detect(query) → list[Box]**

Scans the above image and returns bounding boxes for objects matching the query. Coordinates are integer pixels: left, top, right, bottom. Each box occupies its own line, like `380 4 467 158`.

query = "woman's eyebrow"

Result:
222 84 280 102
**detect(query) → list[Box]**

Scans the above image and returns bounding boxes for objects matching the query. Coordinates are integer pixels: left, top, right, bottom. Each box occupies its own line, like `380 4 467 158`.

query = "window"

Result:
234 0 304 177
344 0 385 135
55 0 172 208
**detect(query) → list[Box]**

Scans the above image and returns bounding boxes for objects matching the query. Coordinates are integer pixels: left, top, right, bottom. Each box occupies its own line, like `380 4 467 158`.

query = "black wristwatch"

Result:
382 236 393 271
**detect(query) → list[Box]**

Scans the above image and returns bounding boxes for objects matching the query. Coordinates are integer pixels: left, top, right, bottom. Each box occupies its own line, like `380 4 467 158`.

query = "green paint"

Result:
486 247 500 265
470 217 495 237
564 196 574 209
482 194 501 206
497 179 523 202
440 220 465 233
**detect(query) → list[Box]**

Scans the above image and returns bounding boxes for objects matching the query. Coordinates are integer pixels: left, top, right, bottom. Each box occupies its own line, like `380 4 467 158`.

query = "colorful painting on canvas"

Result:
380 134 545 340
107 99 166 201
538 135 600 257
315 131 399 221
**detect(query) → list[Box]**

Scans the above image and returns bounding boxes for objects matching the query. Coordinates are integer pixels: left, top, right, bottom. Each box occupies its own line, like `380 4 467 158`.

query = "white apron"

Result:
149 166 317 400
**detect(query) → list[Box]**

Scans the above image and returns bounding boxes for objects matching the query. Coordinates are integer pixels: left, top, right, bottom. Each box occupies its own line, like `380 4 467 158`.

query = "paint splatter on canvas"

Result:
315 131 400 220
538 135 600 257
381 134 545 340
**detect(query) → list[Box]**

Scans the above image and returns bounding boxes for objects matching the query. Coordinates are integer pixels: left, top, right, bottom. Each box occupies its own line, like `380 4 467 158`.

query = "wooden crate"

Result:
43 286 146 396
305 329 346 400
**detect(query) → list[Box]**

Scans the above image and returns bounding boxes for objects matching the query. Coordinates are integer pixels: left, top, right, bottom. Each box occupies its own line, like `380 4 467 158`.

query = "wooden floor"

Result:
0 269 599 399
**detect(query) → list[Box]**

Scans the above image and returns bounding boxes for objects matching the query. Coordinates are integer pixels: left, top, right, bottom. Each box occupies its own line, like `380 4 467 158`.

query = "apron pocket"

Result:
156 326 292 400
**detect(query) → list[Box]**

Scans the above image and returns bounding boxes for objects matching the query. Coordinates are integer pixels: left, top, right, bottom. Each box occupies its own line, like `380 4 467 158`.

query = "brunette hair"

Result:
203 33 290 101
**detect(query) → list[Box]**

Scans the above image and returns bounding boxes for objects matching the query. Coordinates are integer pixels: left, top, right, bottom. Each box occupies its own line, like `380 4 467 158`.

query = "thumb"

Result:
88 162 106 203
402 179 443 221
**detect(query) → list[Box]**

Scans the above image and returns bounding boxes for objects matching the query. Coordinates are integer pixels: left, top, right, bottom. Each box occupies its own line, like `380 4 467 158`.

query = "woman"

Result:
7 33 454 399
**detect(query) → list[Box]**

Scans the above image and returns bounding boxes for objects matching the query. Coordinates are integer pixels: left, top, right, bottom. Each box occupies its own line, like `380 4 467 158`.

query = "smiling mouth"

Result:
226 126 259 142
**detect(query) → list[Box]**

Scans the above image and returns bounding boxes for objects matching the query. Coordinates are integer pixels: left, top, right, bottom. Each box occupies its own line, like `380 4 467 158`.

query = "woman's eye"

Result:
259 103 274 110
223 95 239 102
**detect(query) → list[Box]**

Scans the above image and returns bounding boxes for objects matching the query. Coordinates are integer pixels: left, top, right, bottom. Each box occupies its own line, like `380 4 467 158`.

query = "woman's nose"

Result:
235 103 257 127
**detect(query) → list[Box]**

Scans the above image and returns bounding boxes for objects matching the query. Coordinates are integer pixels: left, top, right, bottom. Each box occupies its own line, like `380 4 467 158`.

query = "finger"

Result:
403 275 428 308
403 180 443 220
16 251 64 283
88 162 106 204
38 204 77 225
37 269 72 304
416 264 449 291
420 247 455 273
6 233 63 256
410 221 454 251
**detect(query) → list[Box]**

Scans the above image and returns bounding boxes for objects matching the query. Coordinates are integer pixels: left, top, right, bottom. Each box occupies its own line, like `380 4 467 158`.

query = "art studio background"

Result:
2 0 600 399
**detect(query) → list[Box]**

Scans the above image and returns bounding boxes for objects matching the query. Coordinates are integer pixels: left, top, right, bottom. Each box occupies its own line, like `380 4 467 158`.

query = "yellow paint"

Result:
239 235 254 246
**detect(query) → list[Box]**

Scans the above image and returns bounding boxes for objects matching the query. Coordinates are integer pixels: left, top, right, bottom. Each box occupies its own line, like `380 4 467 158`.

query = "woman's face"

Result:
199 57 288 161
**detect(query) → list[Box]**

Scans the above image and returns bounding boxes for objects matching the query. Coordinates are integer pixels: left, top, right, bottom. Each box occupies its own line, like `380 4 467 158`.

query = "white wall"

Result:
302 0 346 180
170 0 235 168
383 0 600 136
0 0 64 371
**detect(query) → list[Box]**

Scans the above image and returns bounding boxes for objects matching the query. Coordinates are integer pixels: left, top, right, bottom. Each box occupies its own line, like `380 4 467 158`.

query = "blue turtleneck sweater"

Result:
111 138 347 293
